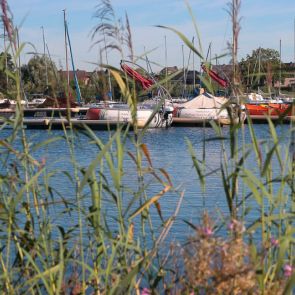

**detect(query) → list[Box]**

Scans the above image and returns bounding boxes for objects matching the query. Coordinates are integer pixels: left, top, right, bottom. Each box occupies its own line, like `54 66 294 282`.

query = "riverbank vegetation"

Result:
0 2 294 101
1 49 294 102
0 0 294 294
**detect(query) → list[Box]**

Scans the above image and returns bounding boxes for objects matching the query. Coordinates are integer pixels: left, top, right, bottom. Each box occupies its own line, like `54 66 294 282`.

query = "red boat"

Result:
245 102 292 119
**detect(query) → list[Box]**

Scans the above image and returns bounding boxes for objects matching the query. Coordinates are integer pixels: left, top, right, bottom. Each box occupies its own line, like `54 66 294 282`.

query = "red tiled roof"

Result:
59 70 91 81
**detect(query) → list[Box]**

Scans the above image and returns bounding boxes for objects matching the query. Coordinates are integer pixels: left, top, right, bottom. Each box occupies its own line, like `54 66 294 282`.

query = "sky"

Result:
4 0 295 72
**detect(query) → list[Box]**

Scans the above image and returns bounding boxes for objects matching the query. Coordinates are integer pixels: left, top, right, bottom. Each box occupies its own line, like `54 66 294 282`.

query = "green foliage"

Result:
0 1 295 294
239 47 281 89
21 55 58 95
0 52 16 95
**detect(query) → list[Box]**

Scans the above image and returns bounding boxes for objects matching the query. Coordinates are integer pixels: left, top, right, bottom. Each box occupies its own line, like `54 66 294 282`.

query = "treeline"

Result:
0 53 122 102
0 47 294 102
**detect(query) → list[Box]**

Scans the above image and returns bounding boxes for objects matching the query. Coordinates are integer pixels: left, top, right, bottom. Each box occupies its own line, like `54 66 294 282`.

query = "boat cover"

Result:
177 93 229 109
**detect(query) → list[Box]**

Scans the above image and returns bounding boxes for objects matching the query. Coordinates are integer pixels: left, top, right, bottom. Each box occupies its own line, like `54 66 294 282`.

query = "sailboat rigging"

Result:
41 26 49 90
63 10 82 105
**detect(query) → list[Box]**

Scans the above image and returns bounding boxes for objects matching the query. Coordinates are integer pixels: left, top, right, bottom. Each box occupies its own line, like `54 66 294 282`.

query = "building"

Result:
274 77 295 88
159 66 179 76
172 70 200 85
211 64 233 81
59 70 92 85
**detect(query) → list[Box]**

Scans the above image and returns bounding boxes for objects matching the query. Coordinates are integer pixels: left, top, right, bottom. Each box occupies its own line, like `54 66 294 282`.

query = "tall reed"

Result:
0 1 182 294
0 0 294 294
157 1 295 293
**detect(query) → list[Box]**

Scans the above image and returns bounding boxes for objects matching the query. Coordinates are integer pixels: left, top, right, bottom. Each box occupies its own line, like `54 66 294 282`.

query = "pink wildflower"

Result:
228 221 235 231
283 264 293 277
141 288 151 295
227 219 245 233
203 227 213 236
270 237 279 247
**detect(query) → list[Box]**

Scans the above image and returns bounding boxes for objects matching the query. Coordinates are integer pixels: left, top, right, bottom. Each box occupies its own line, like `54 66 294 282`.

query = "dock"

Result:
0 118 128 130
172 115 295 126
171 117 218 126
1 116 294 130
245 115 295 124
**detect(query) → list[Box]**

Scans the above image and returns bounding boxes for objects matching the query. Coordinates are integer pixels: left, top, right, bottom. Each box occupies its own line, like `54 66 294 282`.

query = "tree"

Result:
0 52 16 96
22 55 58 95
239 48 281 91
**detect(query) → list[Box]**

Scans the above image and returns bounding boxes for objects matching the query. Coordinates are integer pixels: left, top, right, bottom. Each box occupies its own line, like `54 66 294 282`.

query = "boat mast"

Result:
232 0 236 92
3 26 8 91
258 47 261 92
41 26 49 90
16 27 27 103
182 44 185 97
185 39 193 95
193 37 196 91
208 42 212 85
63 9 70 99
247 61 250 92
101 17 112 101
46 43 58 82
279 39 282 95
65 17 82 104
164 35 167 89
231 0 241 97
16 28 21 76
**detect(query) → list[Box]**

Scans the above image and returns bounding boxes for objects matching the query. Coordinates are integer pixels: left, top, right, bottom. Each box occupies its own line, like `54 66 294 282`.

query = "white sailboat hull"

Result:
172 93 245 125
86 107 173 128
174 108 235 125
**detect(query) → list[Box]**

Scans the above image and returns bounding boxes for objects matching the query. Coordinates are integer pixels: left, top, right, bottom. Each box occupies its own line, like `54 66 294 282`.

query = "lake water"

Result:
0 124 293 244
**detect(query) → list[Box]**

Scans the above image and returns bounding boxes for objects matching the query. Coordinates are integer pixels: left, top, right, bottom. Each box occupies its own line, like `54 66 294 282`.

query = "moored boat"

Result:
244 92 293 120
22 107 88 118
245 102 290 116
86 104 173 128
172 92 244 125
0 105 88 119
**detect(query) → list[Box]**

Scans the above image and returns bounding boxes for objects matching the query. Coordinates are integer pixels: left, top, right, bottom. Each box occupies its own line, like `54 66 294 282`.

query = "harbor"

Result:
0 0 294 294
1 112 295 129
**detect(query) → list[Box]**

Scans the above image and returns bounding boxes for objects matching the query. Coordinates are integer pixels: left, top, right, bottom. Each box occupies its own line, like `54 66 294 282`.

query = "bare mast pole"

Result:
231 0 240 97
63 9 70 99
102 17 112 101
164 35 167 89
182 44 185 97
3 26 8 91
16 27 27 103
279 39 282 95
16 28 21 78
41 26 49 90
232 0 236 93
258 47 261 92
46 43 58 82
193 37 195 91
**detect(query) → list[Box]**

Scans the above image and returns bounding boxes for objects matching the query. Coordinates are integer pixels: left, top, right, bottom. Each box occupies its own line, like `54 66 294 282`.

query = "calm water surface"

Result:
1 124 292 243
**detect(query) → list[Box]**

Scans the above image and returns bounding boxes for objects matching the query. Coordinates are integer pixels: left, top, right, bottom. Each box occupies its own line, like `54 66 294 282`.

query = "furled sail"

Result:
121 62 154 90
201 63 229 88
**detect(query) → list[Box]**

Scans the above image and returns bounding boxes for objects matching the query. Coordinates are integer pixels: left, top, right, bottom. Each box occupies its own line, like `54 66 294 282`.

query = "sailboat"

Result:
86 61 174 128
171 62 244 125
118 60 244 126
86 104 173 128
22 12 88 119
244 42 293 121
172 89 243 125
